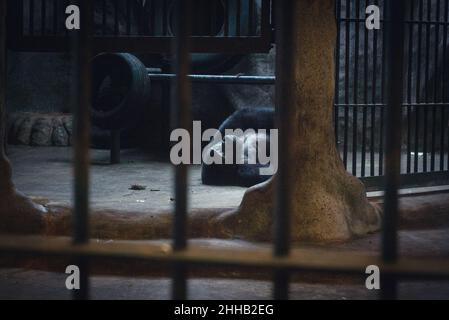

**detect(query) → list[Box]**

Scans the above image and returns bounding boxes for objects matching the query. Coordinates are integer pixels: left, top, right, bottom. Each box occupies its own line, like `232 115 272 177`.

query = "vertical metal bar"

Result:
361 0 369 177
334 0 342 153
352 0 360 176
442 105 447 170
371 0 379 176
381 0 405 300
65 0 71 36
71 0 92 300
434 0 441 104
406 2 415 174
442 0 449 103
140 0 146 35
344 0 351 170
236 0 241 36
114 0 119 35
415 0 424 173
41 0 46 34
210 0 217 36
260 0 270 39
30 0 34 35
102 0 107 35
1 1 7 160
440 0 449 170
19 0 25 38
9 0 25 41
431 1 441 171
423 0 431 172
149 0 155 36
224 0 229 37
162 0 168 36
273 0 294 300
110 130 121 164
126 0 131 35
171 0 192 301
440 106 449 171
248 0 254 36
379 1 387 176
53 0 58 35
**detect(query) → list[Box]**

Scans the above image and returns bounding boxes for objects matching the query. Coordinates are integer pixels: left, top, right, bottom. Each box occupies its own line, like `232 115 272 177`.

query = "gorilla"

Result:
201 107 275 187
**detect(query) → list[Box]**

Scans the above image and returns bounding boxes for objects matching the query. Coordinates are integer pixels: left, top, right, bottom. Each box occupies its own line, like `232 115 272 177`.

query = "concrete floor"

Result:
8 146 246 212
1 268 449 300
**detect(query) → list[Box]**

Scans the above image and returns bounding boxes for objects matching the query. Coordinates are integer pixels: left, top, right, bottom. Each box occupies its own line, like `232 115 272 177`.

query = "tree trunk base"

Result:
215 173 382 243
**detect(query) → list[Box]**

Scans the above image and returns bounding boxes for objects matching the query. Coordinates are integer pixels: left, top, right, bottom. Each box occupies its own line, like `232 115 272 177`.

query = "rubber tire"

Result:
91 53 150 131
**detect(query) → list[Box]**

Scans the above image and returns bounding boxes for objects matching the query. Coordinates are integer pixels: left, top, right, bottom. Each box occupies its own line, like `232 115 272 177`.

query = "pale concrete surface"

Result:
8 146 246 213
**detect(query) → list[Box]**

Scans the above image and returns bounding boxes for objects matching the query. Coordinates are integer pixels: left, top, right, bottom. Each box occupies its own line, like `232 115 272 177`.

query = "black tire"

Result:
91 53 150 130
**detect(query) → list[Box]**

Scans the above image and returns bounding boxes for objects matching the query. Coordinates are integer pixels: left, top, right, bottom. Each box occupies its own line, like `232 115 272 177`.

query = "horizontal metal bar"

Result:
335 103 449 108
149 73 275 84
1 236 449 280
361 172 449 191
339 17 449 26
8 36 273 54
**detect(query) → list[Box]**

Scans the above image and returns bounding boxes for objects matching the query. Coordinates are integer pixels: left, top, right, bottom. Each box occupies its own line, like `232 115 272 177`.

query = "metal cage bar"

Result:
273 0 294 300
171 0 192 300
381 0 406 300
71 0 93 300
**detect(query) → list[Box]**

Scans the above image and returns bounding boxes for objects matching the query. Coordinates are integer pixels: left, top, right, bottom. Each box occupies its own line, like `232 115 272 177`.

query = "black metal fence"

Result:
7 0 272 53
335 0 449 187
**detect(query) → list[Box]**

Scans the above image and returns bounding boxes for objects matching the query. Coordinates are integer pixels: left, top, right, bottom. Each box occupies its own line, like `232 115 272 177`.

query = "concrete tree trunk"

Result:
0 0 45 234
217 0 382 242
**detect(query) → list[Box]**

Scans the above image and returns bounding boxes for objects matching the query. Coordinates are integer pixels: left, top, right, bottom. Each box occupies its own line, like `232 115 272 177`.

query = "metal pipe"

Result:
148 73 275 85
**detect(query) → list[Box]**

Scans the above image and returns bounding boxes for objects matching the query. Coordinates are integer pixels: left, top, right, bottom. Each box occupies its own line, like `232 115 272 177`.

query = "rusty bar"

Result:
71 0 93 300
171 0 192 301
381 0 406 300
273 0 294 300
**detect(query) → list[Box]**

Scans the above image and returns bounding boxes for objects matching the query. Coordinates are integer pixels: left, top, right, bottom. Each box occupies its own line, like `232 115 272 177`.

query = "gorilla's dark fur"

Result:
201 107 275 187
